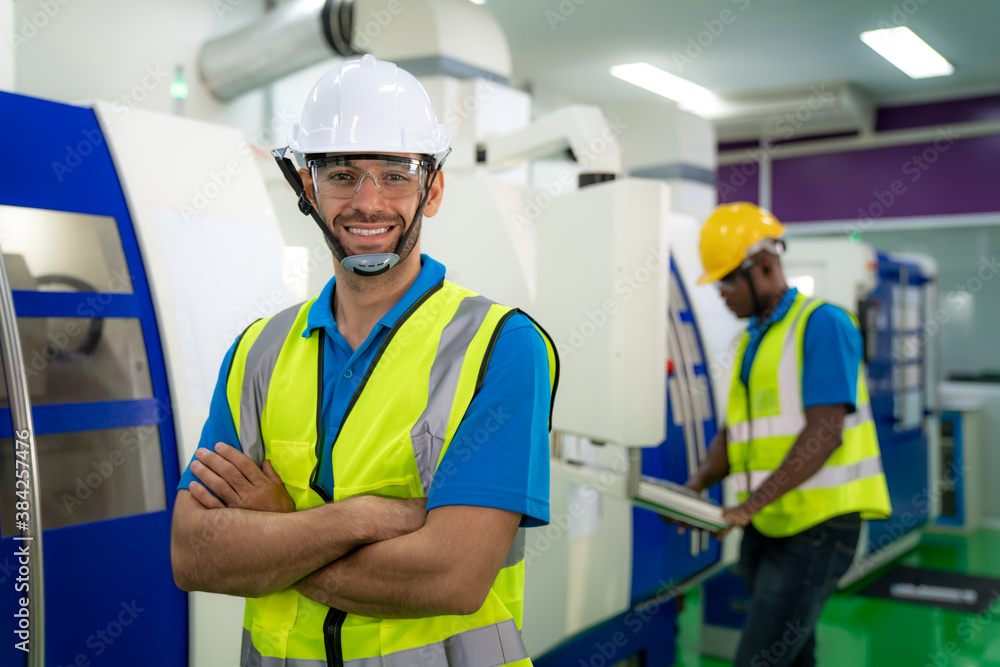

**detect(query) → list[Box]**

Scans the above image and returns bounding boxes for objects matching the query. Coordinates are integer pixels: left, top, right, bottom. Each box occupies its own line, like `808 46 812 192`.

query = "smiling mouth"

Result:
347 226 391 236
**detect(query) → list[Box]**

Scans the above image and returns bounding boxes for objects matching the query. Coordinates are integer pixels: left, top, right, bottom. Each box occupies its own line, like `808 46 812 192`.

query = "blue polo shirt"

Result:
178 255 552 527
739 288 863 413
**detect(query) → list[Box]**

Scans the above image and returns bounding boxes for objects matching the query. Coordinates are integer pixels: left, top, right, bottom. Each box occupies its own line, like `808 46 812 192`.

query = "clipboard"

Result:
634 478 730 532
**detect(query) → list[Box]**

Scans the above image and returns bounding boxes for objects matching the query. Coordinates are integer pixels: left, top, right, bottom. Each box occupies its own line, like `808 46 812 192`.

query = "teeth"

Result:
348 227 390 236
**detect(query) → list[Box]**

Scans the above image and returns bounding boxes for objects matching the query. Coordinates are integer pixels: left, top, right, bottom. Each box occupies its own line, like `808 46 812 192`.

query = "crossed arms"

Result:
170 443 521 618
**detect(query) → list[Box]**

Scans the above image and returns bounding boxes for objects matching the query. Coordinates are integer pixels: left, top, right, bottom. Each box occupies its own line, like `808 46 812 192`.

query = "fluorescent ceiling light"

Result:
467 0 486 4
610 62 718 112
860 27 954 79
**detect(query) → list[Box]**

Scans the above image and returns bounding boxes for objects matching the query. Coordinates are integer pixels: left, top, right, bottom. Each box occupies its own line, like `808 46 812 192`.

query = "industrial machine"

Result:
0 90 290 666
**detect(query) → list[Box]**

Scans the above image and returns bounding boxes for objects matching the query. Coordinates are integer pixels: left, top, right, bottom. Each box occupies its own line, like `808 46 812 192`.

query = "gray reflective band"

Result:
411 295 496 494
239 304 304 465
503 528 526 568
732 455 885 494
241 628 328 667
357 618 528 667
243 620 528 667
729 297 820 445
844 403 873 429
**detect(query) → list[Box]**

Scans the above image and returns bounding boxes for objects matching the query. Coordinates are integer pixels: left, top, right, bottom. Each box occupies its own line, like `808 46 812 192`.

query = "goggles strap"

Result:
390 148 452 261
272 147 351 263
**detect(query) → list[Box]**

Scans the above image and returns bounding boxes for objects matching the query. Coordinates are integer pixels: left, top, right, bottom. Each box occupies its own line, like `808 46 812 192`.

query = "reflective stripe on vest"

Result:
410 294 496 494
228 279 558 666
731 453 885 493
725 293 891 536
727 403 874 444
242 618 528 667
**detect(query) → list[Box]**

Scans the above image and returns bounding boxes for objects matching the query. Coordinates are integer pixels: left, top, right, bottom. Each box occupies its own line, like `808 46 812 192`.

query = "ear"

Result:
421 171 445 217
298 167 317 208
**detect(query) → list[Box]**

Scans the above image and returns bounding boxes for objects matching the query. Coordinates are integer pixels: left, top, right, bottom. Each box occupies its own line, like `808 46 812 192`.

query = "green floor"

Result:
674 529 1000 666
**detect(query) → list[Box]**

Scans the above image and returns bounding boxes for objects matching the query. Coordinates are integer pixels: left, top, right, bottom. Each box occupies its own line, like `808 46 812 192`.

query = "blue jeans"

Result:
733 513 861 667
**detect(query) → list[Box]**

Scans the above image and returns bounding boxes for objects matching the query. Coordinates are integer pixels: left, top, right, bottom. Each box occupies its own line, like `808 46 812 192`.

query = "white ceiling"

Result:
482 0 1000 109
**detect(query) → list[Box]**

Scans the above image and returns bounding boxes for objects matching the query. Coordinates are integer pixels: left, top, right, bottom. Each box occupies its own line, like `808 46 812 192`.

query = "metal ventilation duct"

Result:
200 0 357 101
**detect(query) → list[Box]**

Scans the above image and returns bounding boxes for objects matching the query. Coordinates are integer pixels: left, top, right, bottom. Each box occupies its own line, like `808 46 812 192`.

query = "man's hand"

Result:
659 478 705 535
189 442 295 513
716 503 755 539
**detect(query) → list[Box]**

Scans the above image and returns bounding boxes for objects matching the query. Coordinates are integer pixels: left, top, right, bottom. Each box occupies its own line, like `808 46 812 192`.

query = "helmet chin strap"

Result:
745 266 763 320
272 147 449 278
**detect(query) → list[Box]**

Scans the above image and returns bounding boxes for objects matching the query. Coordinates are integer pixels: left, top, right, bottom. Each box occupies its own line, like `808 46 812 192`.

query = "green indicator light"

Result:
171 66 188 100
850 232 862 243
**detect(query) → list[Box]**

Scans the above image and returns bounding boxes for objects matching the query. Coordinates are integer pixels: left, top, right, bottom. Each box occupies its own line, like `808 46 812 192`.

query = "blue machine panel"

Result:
0 91 186 664
863 253 931 551
632 259 722 601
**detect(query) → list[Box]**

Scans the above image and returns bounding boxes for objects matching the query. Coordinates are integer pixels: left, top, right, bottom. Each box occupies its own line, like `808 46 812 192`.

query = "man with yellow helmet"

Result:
685 202 891 667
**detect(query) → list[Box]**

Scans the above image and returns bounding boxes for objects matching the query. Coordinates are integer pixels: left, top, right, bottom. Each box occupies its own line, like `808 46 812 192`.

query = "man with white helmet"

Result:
171 55 558 667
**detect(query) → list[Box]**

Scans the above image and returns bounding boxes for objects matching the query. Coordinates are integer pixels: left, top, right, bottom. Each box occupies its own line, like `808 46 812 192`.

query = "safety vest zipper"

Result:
309 281 445 503
324 607 347 667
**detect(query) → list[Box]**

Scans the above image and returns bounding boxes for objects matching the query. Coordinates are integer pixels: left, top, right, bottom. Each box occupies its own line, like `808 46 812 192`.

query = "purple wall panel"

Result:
716 162 759 204
772 134 1000 223
877 95 1000 132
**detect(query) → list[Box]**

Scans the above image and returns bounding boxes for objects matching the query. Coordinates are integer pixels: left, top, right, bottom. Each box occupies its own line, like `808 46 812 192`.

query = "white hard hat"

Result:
288 54 449 163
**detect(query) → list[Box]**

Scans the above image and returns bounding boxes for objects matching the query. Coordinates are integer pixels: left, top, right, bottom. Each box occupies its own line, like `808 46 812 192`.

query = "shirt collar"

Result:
303 254 447 337
746 287 799 338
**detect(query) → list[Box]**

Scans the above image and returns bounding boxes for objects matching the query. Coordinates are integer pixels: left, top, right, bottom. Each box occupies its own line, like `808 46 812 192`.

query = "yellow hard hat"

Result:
696 202 786 285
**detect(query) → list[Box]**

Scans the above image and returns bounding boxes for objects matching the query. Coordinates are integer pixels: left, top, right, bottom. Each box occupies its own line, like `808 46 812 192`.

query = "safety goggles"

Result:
717 259 758 293
309 154 432 200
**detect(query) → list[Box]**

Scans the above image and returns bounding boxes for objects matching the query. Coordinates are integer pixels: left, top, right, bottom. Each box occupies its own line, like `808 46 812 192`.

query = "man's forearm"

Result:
295 532 454 618
171 492 373 598
294 505 520 619
742 425 840 514
688 431 730 492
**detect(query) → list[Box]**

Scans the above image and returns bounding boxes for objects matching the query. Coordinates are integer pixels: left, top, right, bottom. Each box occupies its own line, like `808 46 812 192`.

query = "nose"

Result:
350 172 385 212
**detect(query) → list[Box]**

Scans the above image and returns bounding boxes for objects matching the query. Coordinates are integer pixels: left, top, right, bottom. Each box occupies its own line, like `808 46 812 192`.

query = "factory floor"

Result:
674 528 1000 666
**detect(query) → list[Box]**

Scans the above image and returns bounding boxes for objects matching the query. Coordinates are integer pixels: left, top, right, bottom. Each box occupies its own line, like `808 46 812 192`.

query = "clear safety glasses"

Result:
309 154 432 200
717 260 758 293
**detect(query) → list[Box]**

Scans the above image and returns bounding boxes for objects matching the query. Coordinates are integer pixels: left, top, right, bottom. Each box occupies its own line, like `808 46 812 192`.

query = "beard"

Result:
324 210 422 270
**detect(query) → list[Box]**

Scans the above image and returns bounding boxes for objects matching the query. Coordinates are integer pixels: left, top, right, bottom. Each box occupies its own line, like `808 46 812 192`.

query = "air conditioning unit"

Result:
702 83 875 143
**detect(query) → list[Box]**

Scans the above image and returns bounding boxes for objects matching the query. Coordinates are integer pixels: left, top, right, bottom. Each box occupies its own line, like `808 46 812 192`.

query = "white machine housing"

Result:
95 103 291 667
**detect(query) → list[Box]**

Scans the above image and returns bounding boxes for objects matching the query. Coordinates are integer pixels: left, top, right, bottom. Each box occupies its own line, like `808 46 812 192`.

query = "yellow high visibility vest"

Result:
225 279 559 666
726 292 891 537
